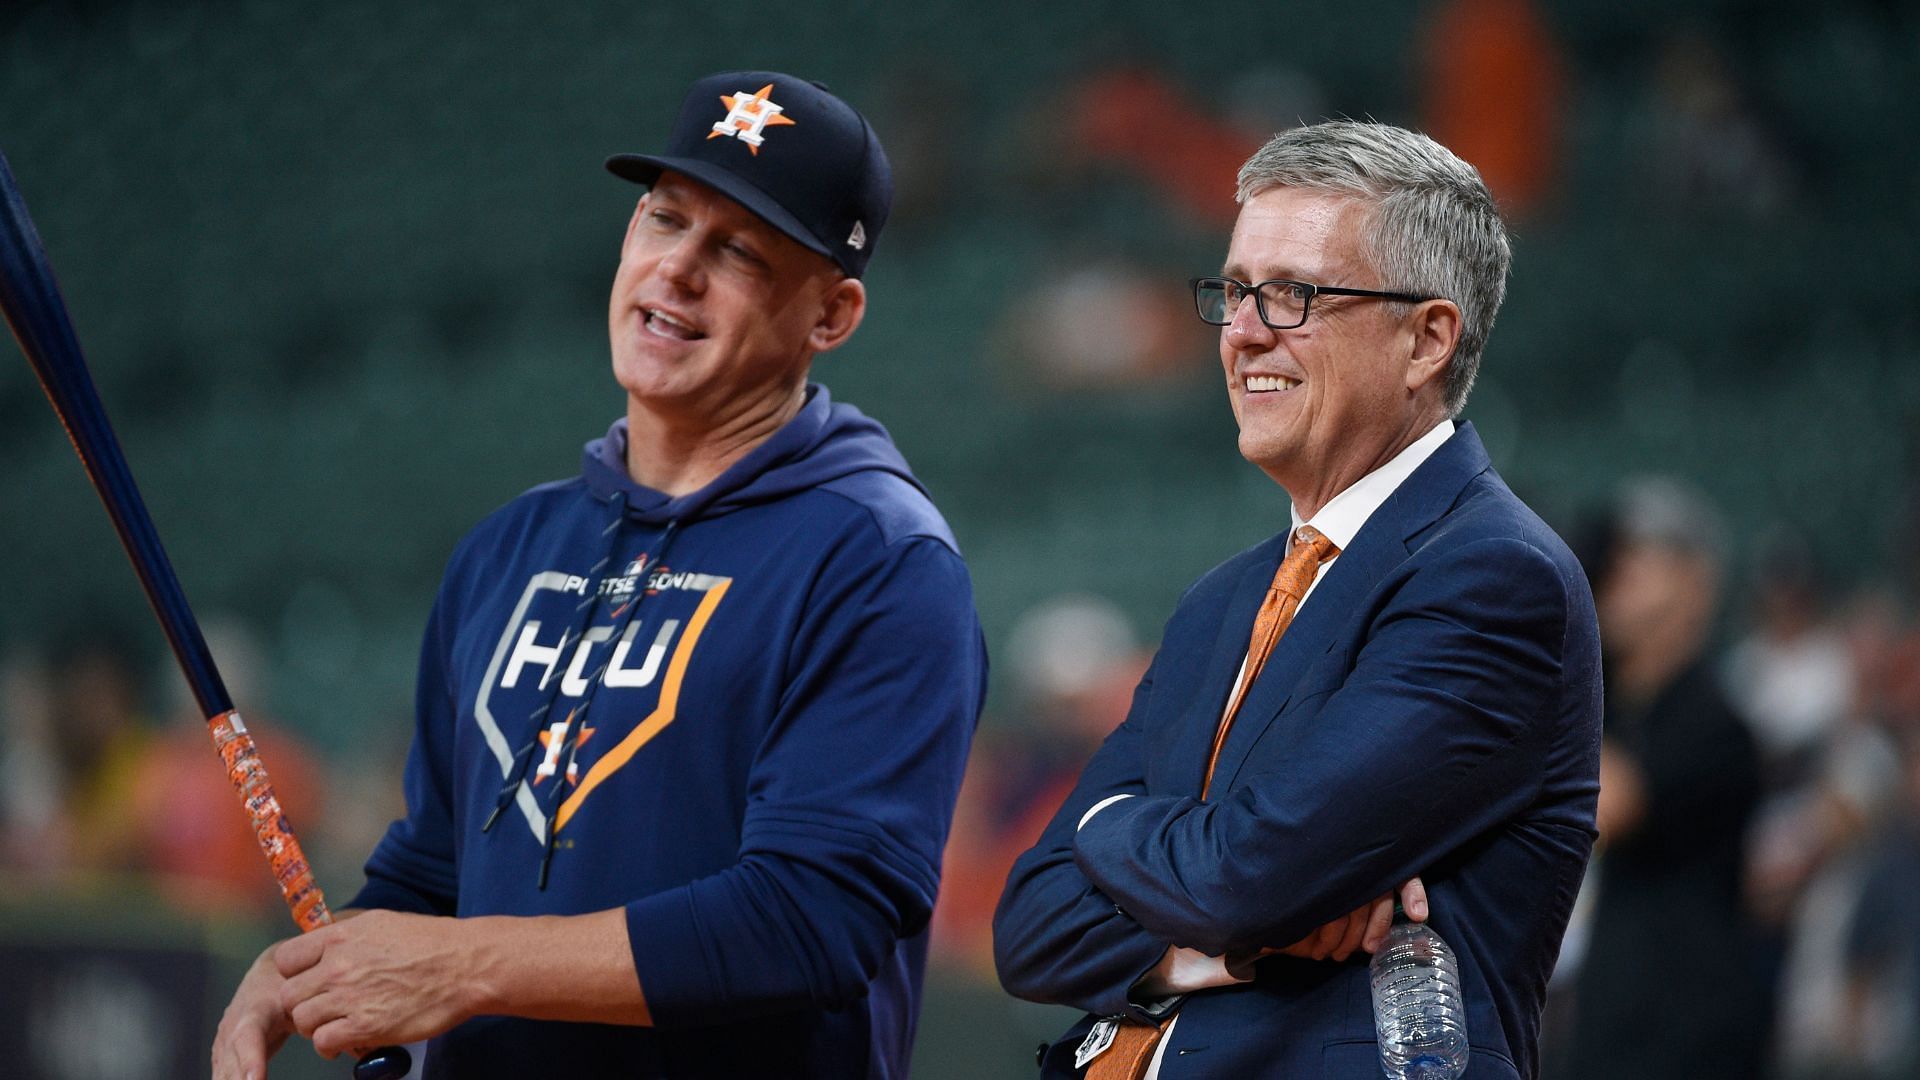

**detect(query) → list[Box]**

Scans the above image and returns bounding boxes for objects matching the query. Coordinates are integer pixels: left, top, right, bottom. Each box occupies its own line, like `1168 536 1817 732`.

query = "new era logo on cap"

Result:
606 71 894 278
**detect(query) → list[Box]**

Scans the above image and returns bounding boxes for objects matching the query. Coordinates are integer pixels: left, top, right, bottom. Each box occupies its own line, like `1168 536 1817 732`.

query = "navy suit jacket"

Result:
994 424 1602 1079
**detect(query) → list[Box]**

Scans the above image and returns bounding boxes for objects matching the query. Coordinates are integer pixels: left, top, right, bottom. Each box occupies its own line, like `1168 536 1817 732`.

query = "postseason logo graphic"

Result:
473 563 734 840
596 555 727 607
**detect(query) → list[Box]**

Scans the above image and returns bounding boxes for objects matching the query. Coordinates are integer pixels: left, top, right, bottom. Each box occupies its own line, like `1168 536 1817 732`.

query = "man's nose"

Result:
1224 292 1275 350
656 236 705 291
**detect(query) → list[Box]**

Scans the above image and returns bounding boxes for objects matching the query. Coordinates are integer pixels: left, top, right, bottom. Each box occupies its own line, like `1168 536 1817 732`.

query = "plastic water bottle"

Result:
1369 919 1469 1080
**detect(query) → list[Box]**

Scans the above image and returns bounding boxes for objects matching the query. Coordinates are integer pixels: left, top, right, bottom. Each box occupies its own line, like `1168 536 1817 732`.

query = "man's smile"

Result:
641 307 706 341
1244 374 1302 393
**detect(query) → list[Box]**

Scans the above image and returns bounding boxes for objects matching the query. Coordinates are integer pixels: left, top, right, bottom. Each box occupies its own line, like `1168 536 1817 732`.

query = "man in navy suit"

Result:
994 121 1602 1079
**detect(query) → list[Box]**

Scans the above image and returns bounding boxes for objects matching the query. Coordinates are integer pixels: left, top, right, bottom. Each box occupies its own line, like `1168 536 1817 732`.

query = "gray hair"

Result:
1236 121 1510 416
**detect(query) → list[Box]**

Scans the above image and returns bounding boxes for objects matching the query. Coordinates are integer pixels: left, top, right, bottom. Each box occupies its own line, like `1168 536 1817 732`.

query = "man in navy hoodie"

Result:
211 72 986 1080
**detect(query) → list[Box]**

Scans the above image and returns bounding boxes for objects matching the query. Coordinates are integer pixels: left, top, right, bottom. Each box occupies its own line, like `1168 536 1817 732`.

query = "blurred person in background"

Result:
1725 528 1857 797
1566 477 1771 1080
1830 722 1920 1078
934 595 1147 979
41 632 152 878
1417 0 1564 218
1727 533 1906 1077
1005 57 1323 230
0 647 64 877
1769 589 1920 1078
1633 27 1800 217
994 259 1199 393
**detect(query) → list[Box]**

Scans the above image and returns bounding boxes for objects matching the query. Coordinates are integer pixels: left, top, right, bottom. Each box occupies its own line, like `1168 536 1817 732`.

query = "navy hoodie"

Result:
349 385 987 1078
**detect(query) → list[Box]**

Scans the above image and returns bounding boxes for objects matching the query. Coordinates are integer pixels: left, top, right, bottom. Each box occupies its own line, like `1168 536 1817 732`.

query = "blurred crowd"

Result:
0 620 402 921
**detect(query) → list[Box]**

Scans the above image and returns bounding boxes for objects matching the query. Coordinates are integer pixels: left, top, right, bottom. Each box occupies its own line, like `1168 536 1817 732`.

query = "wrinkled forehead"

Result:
1223 187 1372 279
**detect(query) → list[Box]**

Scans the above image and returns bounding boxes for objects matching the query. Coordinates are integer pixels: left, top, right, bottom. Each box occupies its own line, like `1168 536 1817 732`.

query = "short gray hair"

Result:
1236 121 1510 416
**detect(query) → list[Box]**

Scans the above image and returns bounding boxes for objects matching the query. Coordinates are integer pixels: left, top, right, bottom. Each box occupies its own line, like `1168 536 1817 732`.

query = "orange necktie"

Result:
1202 525 1340 797
1084 525 1339 1080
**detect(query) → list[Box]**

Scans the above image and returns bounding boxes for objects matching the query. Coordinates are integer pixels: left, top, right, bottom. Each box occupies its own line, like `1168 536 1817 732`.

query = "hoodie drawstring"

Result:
478 493 682 889
479 497 632 836
534 517 679 888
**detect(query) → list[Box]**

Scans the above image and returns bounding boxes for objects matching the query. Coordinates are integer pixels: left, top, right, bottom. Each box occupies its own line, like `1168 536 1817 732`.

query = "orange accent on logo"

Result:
534 719 595 786
553 579 732 831
704 84 796 156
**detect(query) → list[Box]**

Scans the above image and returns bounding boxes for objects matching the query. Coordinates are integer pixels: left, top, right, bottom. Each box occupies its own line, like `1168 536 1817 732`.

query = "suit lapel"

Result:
1206 423 1494 794
1166 552 1276 795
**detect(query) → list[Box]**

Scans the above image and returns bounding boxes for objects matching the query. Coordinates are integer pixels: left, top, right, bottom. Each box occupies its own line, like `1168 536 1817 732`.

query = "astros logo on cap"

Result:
708 84 797 154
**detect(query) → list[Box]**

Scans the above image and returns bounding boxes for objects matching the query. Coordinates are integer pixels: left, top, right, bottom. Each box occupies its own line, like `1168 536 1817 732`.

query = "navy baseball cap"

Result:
607 71 893 278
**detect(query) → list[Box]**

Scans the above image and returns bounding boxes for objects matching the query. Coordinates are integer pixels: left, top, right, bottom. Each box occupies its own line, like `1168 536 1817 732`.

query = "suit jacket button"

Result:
1036 1042 1048 1066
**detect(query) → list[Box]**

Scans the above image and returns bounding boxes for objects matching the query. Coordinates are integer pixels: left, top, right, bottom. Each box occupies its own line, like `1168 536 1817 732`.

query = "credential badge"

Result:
1073 1018 1120 1069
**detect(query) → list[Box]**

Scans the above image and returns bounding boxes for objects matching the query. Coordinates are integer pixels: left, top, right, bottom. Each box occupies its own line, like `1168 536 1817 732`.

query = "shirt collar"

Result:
1290 419 1455 549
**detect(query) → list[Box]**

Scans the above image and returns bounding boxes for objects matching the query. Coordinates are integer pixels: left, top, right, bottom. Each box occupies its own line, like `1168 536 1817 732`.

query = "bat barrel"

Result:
0 149 233 719
3 146 411 1080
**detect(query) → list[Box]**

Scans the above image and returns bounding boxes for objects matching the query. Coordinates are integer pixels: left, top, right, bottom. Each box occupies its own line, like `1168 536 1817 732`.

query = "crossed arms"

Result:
994 537 1570 1015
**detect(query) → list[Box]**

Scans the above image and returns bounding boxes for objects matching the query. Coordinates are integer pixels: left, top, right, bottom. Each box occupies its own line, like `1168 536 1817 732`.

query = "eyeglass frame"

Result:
1189 275 1439 331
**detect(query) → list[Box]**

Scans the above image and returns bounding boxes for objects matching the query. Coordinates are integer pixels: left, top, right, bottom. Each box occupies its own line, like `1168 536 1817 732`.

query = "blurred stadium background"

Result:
2 1 1917 1077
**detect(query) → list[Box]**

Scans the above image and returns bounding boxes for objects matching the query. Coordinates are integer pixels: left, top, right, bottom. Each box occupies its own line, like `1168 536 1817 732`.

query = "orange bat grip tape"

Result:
208 710 334 932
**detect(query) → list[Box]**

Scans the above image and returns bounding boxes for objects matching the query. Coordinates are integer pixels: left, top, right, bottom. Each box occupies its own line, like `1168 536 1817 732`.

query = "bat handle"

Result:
353 1046 414 1080
207 712 417 1079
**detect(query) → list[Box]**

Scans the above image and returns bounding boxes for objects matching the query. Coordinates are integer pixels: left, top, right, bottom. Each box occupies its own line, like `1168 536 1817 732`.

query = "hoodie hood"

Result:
581 384 926 525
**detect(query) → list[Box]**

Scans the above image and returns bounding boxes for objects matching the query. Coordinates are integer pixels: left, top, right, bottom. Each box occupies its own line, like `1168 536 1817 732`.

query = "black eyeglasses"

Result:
1190 276 1437 330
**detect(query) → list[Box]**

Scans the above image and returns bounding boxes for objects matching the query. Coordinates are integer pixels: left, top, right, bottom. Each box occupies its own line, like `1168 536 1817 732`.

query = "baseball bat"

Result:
0 150 412 1080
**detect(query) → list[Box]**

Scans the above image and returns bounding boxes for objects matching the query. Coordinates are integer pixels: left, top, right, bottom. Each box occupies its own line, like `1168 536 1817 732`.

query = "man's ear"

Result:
807 275 867 355
1405 298 1463 394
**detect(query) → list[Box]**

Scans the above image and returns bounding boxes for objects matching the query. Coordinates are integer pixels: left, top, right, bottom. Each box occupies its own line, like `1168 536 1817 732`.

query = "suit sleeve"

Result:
1074 537 1570 957
992 643 1181 1019
621 536 985 1026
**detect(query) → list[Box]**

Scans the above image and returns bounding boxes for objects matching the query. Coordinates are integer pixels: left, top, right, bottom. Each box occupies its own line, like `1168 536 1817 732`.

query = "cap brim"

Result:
605 153 834 264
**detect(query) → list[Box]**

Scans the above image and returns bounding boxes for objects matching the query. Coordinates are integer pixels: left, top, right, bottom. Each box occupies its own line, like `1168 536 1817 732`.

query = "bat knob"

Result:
352 1045 414 1080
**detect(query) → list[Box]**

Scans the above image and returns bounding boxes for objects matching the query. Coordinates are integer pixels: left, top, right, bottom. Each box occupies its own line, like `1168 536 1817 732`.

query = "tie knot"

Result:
1291 525 1338 564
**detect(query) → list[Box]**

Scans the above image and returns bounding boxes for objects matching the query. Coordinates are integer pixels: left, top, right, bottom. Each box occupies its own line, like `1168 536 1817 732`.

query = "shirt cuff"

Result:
1133 945 1250 1000
1078 793 1135 831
